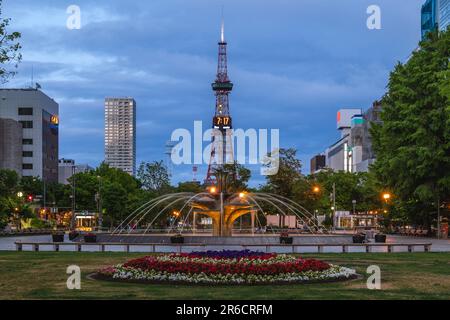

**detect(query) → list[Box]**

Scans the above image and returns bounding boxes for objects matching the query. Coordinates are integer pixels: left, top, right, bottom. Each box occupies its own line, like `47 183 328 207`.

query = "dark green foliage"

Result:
175 181 203 193
137 161 171 193
223 161 252 192
0 0 21 83
264 148 302 198
371 29 450 226
0 169 19 196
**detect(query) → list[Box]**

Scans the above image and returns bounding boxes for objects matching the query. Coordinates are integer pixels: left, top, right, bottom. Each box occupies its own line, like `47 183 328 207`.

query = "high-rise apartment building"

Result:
438 0 450 31
104 97 136 175
0 89 59 181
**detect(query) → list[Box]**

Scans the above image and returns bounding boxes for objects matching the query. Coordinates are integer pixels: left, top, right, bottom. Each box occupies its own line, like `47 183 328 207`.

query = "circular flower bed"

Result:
98 250 356 285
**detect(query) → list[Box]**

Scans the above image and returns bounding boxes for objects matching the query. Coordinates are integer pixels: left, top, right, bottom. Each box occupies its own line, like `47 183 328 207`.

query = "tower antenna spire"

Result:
220 7 225 43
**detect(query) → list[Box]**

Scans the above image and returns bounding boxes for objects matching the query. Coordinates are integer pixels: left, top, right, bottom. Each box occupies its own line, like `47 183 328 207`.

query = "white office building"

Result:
325 108 362 172
0 89 59 181
322 102 382 173
104 97 136 175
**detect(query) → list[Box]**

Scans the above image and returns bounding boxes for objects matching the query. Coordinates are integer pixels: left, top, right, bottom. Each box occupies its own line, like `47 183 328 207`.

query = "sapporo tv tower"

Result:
205 19 234 185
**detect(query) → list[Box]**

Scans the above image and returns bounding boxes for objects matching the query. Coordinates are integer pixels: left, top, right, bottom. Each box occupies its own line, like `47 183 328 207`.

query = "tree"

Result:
65 163 144 228
264 148 302 198
95 162 140 191
137 161 171 193
311 170 381 214
19 176 42 199
223 161 252 192
176 182 204 193
0 196 32 230
371 29 450 226
67 173 98 211
0 169 19 197
0 0 22 83
102 182 128 226
0 170 20 229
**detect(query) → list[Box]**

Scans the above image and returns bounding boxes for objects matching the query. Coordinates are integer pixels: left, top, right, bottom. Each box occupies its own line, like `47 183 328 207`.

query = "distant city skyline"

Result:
2 0 425 185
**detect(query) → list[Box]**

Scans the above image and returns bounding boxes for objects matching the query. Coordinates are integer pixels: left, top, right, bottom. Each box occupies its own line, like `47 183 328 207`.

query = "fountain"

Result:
112 169 321 236
97 169 353 245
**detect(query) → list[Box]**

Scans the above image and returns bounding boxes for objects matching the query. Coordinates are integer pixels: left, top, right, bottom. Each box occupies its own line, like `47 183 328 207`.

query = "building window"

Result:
18 107 33 115
22 151 33 157
19 121 33 129
22 163 33 170
22 139 33 145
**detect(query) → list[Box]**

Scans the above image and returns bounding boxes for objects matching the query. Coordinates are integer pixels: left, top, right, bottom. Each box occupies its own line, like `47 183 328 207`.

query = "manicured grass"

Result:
0 251 449 300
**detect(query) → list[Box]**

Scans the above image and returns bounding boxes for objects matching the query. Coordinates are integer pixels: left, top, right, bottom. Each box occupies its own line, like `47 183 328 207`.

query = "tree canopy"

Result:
263 148 302 198
137 161 171 193
371 29 450 226
0 0 21 83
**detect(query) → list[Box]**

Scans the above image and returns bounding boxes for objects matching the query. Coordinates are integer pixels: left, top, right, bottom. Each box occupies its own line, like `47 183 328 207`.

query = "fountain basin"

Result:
90 233 353 245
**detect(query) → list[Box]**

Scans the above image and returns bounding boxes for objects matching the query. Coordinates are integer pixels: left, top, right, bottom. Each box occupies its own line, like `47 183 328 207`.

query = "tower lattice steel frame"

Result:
205 20 234 185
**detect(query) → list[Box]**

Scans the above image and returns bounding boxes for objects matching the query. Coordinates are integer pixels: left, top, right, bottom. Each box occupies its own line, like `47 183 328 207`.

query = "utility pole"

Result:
70 165 76 229
437 194 441 239
43 180 46 215
220 191 224 236
332 182 336 230
97 176 103 230
41 179 47 220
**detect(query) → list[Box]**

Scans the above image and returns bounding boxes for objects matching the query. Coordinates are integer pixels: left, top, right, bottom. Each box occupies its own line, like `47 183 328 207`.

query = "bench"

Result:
14 242 433 253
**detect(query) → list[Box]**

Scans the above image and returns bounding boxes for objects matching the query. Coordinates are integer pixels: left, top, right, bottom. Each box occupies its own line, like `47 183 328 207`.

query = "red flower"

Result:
122 255 330 276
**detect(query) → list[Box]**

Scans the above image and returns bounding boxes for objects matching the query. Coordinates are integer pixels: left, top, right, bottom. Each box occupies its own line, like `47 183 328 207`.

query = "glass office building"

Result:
421 0 438 39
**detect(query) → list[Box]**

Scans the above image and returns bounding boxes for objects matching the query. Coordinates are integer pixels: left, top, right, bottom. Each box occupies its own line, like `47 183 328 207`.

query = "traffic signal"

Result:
27 195 33 202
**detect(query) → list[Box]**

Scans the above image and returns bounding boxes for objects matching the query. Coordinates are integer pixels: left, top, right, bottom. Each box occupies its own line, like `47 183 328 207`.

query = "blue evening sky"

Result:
3 0 424 186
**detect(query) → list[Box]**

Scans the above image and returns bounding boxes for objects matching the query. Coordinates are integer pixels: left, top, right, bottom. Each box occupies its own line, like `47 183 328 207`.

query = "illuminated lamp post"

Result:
382 192 391 203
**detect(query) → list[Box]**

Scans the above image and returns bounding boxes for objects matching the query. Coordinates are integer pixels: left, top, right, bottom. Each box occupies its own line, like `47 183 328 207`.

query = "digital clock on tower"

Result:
213 116 232 129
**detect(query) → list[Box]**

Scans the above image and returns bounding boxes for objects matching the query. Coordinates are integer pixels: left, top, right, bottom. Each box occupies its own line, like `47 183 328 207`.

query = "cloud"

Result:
5 3 128 31
2 0 424 185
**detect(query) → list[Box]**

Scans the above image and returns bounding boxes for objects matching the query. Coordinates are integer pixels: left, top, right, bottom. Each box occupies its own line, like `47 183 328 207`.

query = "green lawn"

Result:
0 251 449 300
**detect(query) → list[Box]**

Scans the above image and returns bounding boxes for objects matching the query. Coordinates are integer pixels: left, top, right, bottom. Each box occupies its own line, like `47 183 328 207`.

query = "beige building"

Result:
0 118 22 175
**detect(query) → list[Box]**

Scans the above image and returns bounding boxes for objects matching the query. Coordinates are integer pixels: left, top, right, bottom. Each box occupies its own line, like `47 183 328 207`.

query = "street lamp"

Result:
313 186 320 193
70 164 76 229
17 192 23 198
96 176 103 230
331 183 336 230
382 192 391 202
